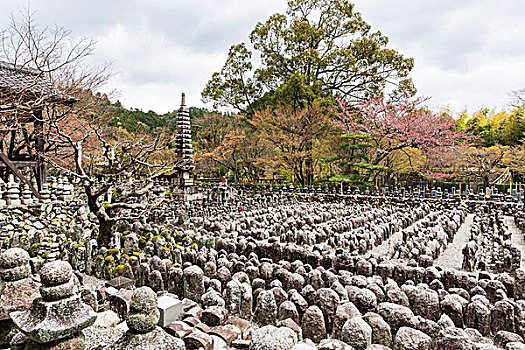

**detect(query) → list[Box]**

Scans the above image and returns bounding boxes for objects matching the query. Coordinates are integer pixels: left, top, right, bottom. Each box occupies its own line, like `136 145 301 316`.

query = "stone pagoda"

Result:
173 93 195 189
10 260 96 349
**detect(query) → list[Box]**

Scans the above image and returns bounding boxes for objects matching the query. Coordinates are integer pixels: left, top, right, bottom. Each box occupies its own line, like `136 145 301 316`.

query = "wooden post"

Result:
0 151 41 199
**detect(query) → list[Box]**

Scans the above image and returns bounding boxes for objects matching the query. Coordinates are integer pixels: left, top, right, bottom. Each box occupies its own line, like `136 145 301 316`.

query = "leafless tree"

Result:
508 88 525 109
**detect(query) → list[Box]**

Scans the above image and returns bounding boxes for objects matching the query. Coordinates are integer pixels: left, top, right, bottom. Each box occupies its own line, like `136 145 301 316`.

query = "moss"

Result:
174 232 190 246
103 256 116 280
121 230 131 240
113 264 124 276
29 243 41 257
107 248 119 256
111 188 122 201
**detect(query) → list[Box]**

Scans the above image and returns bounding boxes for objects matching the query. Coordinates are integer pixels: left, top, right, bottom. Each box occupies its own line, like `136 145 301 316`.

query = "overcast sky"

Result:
0 0 524 115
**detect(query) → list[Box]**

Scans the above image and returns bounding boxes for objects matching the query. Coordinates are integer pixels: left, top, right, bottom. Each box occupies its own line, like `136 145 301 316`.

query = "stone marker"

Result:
110 288 133 321
157 295 183 327
249 325 297 350
105 276 134 290
106 286 185 350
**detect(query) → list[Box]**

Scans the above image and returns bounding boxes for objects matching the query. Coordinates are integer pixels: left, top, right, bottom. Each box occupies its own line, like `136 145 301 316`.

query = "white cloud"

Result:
0 0 524 114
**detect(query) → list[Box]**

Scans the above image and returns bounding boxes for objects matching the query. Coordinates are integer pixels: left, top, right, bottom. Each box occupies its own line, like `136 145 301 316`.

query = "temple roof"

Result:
0 61 76 105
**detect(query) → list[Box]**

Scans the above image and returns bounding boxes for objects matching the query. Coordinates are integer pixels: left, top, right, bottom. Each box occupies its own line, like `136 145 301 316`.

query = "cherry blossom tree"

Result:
334 96 466 171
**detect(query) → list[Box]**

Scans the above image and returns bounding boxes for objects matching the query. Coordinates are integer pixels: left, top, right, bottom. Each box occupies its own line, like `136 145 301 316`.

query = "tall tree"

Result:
451 146 510 187
194 112 265 182
202 0 415 115
455 108 525 147
251 102 331 186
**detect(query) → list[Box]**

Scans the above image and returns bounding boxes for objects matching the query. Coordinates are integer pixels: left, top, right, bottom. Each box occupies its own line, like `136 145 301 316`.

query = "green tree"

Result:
456 108 525 147
202 0 415 115
327 133 386 184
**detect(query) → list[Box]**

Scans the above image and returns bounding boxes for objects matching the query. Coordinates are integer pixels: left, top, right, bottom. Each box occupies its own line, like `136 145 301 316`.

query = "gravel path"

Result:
368 229 403 258
368 216 431 258
507 216 525 268
434 213 475 269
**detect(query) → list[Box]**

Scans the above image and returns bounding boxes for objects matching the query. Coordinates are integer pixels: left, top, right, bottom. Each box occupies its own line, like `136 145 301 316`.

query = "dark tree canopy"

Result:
202 0 415 115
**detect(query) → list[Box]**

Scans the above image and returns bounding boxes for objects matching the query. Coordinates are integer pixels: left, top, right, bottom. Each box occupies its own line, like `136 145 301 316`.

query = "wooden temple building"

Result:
0 61 75 198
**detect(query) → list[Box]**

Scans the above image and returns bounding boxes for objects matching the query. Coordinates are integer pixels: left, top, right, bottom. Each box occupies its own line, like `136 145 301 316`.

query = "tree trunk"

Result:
85 184 113 248
97 218 113 248
305 140 313 186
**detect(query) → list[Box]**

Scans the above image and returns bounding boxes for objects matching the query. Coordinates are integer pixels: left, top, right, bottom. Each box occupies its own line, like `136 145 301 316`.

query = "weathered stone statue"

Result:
462 241 478 272
0 248 41 347
9 260 96 349
106 286 185 350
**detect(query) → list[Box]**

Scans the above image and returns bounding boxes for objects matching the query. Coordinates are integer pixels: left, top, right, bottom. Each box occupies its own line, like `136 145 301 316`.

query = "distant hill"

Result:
106 99 212 134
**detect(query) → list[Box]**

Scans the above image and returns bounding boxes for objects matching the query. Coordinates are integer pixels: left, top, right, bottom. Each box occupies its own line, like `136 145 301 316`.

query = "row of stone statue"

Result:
0 176 74 207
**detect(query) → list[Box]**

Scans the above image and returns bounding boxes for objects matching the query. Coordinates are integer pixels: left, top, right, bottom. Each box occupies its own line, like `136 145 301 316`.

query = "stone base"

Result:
106 327 185 350
10 294 96 344
11 332 86 350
